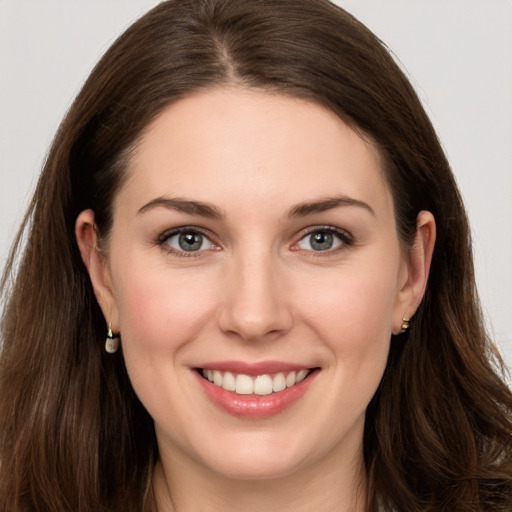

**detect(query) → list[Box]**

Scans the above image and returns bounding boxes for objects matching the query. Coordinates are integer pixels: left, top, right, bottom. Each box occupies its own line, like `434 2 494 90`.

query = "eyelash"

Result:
292 226 353 256
157 225 353 257
158 227 219 257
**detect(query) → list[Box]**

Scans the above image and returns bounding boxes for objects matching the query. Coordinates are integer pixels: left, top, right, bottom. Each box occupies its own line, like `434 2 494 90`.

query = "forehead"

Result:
120 87 392 216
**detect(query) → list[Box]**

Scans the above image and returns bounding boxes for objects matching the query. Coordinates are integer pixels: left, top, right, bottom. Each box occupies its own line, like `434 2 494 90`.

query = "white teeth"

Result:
296 369 309 383
202 368 312 395
213 370 223 386
223 371 236 391
254 374 273 395
235 374 254 395
272 372 286 392
285 371 296 388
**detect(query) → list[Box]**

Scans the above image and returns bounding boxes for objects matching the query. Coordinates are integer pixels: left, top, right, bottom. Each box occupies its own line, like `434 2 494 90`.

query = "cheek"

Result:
111 260 219 353
299 261 399 347
304 267 396 407
109 260 222 425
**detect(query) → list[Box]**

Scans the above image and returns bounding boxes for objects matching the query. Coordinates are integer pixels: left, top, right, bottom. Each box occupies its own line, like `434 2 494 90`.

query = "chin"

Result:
191 429 325 482
206 454 306 482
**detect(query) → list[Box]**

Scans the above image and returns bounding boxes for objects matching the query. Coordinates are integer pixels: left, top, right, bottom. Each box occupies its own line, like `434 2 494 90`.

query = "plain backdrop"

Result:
1 0 511 370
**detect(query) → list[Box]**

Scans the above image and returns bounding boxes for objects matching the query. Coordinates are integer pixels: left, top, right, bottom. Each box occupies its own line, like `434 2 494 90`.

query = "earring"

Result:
105 322 120 353
401 315 411 332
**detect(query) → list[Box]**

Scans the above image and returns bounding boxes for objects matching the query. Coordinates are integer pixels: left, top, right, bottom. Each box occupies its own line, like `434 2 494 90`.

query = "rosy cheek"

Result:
298 271 395 348
113 264 218 350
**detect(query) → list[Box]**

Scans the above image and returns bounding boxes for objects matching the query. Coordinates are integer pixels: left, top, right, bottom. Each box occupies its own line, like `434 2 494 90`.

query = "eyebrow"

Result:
287 195 375 218
136 194 375 220
137 197 224 219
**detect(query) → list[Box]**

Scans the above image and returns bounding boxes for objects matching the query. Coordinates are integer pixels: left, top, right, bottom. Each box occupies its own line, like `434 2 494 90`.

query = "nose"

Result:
217 251 293 343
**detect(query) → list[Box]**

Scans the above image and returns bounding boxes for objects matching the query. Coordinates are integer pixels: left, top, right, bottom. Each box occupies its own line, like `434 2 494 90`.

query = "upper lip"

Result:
197 360 314 376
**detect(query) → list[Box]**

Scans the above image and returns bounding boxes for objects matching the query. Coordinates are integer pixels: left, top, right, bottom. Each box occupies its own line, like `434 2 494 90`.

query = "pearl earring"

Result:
105 322 120 353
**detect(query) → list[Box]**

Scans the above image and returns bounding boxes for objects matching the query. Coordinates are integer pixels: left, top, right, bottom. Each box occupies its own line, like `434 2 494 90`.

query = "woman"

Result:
1 0 511 510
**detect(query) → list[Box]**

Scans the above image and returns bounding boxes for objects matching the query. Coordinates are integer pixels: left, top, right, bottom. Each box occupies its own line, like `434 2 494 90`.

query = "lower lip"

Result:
195 370 318 419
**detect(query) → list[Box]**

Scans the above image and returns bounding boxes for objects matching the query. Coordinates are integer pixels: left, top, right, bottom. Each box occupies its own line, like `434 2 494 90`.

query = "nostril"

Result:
217 305 293 343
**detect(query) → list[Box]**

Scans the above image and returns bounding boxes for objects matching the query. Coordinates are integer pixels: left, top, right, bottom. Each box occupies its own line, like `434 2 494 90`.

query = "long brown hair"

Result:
1 1 511 510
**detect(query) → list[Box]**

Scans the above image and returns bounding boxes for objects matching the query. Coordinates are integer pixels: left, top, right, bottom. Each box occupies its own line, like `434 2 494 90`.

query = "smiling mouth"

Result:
198 368 314 395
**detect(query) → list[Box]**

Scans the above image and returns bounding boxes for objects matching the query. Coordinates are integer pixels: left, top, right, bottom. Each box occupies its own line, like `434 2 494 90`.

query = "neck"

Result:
152 442 367 512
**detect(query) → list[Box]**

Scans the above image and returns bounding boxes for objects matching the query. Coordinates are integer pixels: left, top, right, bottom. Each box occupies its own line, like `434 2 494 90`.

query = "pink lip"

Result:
194 362 319 419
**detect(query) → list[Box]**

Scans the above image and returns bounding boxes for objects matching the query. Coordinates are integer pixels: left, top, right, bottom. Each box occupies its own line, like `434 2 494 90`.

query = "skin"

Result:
76 87 435 511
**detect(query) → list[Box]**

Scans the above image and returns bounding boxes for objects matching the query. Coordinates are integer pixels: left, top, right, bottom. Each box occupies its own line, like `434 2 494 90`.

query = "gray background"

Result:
1 0 511 371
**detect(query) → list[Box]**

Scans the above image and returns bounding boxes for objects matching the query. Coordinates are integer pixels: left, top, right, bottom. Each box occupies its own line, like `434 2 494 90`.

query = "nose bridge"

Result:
219 244 292 341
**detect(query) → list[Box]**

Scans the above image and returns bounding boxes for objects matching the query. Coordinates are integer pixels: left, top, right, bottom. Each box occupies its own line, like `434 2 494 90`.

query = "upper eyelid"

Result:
158 226 216 243
296 225 352 241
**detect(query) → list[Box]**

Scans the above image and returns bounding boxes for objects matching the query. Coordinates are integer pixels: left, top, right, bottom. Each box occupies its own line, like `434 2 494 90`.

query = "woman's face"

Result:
86 87 423 481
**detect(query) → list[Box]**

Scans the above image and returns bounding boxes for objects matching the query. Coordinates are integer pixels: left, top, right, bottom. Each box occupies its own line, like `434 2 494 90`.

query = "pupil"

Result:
179 232 202 251
311 232 333 251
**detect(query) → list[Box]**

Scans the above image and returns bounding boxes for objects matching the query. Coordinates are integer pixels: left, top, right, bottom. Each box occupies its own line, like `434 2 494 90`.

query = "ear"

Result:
75 209 119 332
393 210 436 334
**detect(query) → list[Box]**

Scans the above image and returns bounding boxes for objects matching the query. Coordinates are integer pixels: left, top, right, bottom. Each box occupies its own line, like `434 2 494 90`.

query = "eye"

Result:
295 228 350 252
161 228 216 253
